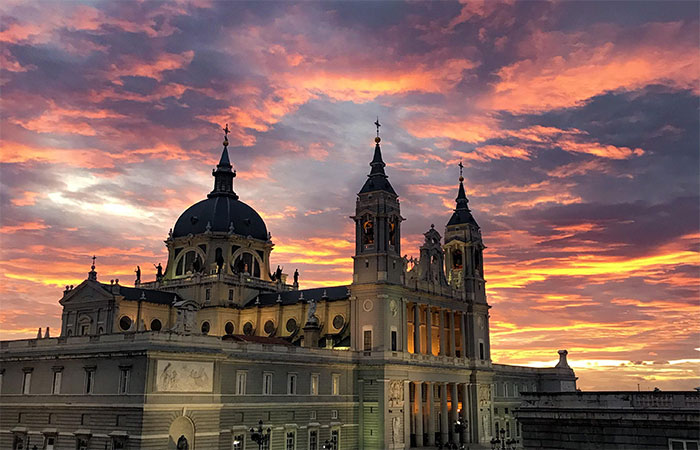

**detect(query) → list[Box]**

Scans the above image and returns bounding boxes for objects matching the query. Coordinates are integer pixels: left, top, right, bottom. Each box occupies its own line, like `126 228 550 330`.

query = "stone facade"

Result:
514 391 700 449
0 130 577 450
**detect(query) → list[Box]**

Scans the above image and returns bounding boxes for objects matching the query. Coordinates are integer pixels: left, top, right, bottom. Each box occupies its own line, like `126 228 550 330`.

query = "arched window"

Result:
201 321 210 335
453 249 463 269
225 322 234 335
362 215 374 245
176 250 202 276
232 252 261 278
388 217 397 246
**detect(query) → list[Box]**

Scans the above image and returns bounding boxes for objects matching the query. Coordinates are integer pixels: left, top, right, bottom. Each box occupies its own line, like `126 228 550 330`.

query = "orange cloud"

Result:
484 23 700 112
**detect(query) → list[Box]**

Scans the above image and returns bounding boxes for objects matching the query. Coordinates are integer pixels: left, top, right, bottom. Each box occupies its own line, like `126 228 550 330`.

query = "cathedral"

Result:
0 125 576 450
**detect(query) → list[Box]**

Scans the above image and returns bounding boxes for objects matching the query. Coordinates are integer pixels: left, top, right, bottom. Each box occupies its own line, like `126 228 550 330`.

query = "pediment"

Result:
59 280 114 305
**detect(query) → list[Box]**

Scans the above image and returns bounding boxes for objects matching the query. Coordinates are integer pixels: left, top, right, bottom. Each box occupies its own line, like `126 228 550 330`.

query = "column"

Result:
403 380 411 448
401 300 408 353
440 382 449 445
426 305 433 356
438 309 446 356
449 310 456 357
413 303 421 354
414 381 424 447
462 312 469 359
426 382 435 446
450 383 459 443
461 383 469 444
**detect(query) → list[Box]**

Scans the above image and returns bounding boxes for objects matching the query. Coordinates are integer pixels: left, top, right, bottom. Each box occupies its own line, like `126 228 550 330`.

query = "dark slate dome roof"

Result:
172 196 268 241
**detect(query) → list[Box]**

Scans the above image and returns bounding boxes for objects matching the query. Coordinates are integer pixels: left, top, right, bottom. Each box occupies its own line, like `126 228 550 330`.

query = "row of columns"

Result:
411 303 468 358
411 381 469 447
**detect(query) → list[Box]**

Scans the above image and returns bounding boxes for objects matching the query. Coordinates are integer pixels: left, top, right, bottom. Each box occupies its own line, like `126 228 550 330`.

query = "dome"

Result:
172 196 268 241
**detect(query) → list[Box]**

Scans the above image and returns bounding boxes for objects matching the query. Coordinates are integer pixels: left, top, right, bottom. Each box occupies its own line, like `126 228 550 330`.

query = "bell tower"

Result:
351 120 403 284
443 163 486 303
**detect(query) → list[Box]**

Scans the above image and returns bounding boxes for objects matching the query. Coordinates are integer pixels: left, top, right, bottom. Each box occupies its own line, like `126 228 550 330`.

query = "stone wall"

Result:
515 391 700 450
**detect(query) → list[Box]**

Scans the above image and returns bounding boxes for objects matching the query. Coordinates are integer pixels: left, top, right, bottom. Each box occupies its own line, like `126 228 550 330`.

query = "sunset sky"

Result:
1 0 698 391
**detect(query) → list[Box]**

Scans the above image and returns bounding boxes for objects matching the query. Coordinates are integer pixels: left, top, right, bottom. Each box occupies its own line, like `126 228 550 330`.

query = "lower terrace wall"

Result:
514 391 700 450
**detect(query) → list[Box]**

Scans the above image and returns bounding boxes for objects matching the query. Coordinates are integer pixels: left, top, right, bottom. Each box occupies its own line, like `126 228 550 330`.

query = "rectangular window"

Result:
310 374 319 395
287 373 297 395
263 373 273 395
52 370 62 394
85 369 95 394
80 324 90 335
236 371 247 395
286 431 295 450
45 436 56 450
22 371 31 395
479 342 485 360
391 330 397 351
331 429 339 450
332 374 340 395
119 368 130 394
205 288 211 304
76 437 89 450
310 411 317 420
229 289 234 302
363 330 372 352
504 382 509 397
233 434 244 450
309 430 318 450
331 410 338 420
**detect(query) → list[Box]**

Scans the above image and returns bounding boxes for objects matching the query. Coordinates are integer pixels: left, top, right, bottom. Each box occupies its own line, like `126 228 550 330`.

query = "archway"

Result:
168 415 195 449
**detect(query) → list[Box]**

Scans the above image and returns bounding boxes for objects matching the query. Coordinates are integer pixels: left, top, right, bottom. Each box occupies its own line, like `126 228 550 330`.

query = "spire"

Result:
455 161 470 211
359 118 396 195
88 255 97 281
447 162 479 227
209 123 239 199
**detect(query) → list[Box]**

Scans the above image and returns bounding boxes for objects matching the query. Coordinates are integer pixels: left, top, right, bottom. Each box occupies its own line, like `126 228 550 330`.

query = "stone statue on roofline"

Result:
306 296 318 326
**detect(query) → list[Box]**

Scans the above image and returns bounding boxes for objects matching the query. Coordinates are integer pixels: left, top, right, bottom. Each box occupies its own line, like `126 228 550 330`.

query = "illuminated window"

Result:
84 368 95 394
22 370 32 395
310 374 319 396
363 330 372 353
233 435 244 450
330 374 340 396
236 371 247 395
119 367 130 394
263 373 273 395
287 373 297 395
52 369 62 394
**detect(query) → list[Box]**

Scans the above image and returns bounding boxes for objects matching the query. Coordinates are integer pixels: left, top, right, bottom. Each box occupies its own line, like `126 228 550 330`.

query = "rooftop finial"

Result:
223 123 230 147
88 255 98 281
458 161 464 182
374 117 381 143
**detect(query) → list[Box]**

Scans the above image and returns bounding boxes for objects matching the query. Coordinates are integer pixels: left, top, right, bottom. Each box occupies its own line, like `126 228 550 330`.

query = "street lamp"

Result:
249 420 271 450
454 417 468 449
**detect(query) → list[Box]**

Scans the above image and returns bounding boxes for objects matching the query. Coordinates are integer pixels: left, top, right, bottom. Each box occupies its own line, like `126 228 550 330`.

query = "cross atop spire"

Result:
458 161 464 181
374 117 381 138
222 123 230 148
209 123 238 199
88 255 98 281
